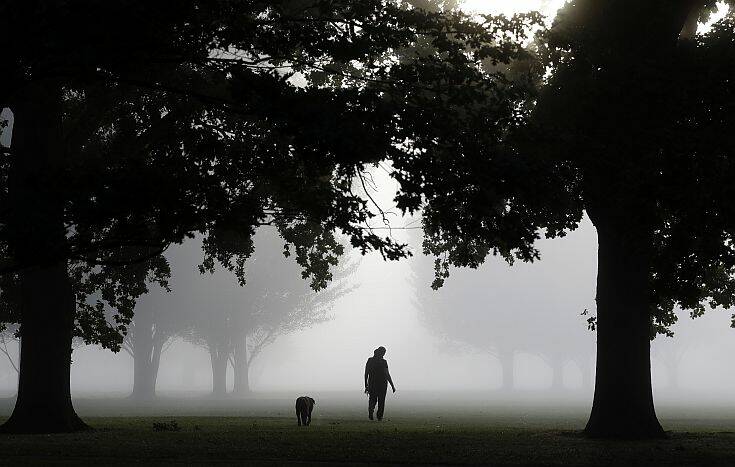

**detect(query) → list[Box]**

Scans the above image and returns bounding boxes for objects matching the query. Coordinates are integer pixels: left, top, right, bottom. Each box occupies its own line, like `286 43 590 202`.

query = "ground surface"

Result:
1 392 735 465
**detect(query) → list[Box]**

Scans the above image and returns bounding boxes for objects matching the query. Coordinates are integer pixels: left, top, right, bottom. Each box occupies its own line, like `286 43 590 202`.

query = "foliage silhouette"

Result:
415 1 735 438
2 1 535 432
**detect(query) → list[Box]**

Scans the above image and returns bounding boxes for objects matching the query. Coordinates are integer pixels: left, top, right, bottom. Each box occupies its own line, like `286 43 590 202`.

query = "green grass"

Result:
1 395 735 465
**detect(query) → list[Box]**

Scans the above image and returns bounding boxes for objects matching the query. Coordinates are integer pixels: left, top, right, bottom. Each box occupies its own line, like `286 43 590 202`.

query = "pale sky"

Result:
461 0 566 18
462 0 730 31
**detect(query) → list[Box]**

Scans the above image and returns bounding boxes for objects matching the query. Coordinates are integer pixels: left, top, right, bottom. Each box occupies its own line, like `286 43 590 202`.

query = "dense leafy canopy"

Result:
0 1 537 350
418 1 735 336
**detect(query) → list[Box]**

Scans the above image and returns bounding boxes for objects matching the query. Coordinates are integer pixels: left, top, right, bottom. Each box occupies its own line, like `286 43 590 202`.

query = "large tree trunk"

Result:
232 336 251 395
584 219 664 439
130 310 164 400
498 350 514 391
0 83 87 433
131 342 159 400
539 0 699 441
210 346 228 397
0 264 87 433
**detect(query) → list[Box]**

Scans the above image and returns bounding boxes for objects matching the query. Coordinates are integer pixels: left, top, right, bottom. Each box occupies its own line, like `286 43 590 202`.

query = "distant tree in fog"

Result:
120 244 220 400
183 229 356 396
411 227 595 391
122 284 179 401
651 312 709 391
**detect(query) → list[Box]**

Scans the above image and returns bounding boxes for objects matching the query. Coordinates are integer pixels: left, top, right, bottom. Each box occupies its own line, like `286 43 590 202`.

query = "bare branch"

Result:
0 333 19 374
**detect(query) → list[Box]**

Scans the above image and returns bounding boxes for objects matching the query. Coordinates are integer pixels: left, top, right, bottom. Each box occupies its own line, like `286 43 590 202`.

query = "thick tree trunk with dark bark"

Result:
0 83 87 433
0 264 87 433
232 336 251 395
538 0 701 440
584 219 664 439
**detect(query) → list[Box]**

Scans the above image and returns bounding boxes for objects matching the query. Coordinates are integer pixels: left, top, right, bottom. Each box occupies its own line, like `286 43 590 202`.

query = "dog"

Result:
295 396 315 426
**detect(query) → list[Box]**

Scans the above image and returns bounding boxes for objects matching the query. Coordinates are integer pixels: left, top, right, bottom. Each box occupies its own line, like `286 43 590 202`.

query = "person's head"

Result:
374 346 386 357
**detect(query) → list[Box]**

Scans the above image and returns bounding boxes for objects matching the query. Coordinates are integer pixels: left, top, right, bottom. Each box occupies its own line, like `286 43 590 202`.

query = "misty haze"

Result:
4 214 735 398
3 0 735 465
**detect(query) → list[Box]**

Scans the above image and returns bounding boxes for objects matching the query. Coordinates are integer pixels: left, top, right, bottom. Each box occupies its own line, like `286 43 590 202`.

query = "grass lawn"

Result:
1 394 734 465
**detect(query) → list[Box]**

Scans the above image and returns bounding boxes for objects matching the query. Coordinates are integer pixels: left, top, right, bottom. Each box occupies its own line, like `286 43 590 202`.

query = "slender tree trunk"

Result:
232 335 251 395
151 338 163 391
0 83 87 433
131 340 154 399
550 355 564 391
584 219 664 439
499 350 514 391
577 357 592 391
210 347 228 397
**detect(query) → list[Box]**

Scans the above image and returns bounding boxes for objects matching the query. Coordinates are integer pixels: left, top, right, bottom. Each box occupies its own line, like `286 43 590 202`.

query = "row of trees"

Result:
126 229 355 399
2 0 735 439
412 218 715 393
0 228 353 399
411 220 596 391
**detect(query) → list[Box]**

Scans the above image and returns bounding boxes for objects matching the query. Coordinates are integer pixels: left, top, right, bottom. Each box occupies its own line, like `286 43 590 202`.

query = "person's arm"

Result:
364 360 370 393
386 363 396 393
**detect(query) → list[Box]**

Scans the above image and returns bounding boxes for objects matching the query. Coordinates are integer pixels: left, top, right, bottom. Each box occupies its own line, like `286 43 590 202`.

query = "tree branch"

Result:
0 334 19 374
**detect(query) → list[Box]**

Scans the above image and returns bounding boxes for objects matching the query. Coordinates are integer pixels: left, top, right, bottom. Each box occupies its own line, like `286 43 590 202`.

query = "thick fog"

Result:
2 168 735 402
2 0 734 406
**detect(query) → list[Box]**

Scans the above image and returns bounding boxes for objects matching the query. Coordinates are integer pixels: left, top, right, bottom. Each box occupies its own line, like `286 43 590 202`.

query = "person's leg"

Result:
368 392 377 420
376 387 387 420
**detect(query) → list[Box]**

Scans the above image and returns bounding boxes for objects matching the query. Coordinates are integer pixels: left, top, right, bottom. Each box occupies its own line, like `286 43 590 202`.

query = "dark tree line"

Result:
411 222 596 391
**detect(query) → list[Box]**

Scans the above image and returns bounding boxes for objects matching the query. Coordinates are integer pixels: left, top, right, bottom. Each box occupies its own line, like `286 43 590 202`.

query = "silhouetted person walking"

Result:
364 346 396 420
